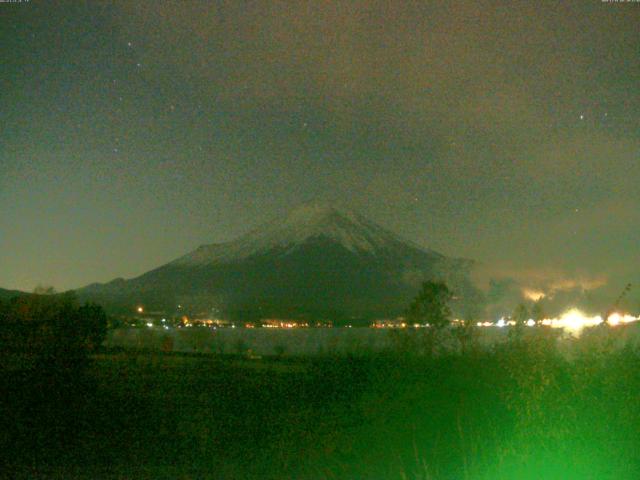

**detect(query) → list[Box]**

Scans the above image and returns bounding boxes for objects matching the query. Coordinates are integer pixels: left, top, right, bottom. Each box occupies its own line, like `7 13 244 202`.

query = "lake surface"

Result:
105 324 640 356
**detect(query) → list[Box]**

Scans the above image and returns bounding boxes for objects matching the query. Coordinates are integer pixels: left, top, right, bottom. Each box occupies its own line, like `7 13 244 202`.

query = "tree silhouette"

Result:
512 303 529 326
76 303 108 352
510 303 529 341
407 280 453 329
33 285 57 295
0 292 107 358
531 301 545 324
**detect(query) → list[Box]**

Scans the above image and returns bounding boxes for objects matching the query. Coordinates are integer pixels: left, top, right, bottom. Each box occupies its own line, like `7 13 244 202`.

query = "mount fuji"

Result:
78 204 481 322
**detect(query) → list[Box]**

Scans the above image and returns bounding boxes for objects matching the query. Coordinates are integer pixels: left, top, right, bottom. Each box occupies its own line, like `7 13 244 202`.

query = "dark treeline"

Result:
0 293 108 475
0 292 107 359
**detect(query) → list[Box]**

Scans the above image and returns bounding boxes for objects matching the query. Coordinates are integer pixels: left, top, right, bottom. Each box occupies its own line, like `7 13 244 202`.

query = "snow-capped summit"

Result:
171 202 438 266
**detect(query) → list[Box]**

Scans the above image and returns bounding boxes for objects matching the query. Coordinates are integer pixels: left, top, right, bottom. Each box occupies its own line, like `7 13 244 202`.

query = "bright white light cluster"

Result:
541 309 603 333
541 309 639 333
478 308 640 335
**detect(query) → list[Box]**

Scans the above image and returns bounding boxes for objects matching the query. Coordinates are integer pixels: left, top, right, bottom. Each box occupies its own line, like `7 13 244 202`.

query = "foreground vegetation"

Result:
2 308 640 479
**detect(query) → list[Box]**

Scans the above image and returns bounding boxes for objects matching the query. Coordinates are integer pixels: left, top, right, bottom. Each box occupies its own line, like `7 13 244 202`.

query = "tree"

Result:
0 293 107 358
455 310 479 354
407 280 453 329
76 303 108 351
531 301 545 325
33 285 57 295
510 303 529 341
512 303 529 326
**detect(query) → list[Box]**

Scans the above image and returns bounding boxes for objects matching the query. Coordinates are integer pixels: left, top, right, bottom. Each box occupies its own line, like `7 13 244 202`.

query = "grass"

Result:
2 326 640 479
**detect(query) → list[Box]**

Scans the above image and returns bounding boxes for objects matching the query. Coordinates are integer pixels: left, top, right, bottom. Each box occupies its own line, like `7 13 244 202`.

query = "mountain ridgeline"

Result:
78 205 482 323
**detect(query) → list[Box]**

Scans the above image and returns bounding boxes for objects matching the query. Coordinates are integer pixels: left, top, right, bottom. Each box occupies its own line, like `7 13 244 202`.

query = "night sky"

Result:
1 1 639 303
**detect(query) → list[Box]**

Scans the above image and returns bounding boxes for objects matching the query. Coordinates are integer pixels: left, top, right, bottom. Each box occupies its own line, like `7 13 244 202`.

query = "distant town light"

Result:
606 312 637 327
137 306 144 313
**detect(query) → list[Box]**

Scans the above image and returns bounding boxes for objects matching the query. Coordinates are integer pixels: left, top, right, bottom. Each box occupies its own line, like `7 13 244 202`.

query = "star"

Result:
127 41 133 47
579 114 584 120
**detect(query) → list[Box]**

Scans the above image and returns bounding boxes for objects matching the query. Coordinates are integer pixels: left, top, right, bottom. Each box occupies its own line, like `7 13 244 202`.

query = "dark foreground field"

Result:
2 328 640 479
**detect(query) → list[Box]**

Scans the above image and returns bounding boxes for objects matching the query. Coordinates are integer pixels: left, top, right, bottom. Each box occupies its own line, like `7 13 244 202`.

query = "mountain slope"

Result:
78 204 480 321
